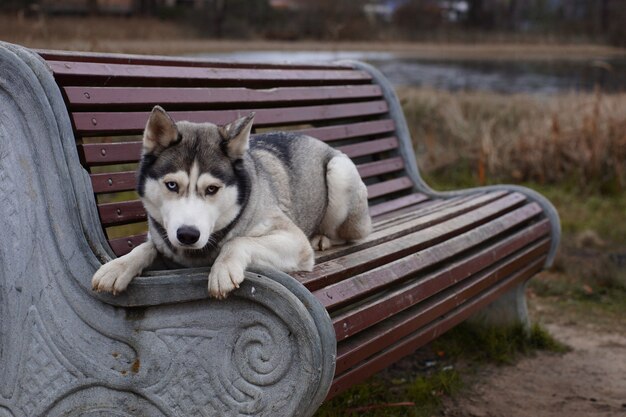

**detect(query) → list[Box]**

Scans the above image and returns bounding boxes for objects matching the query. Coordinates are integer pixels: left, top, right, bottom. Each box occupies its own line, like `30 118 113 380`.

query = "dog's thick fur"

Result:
92 106 372 298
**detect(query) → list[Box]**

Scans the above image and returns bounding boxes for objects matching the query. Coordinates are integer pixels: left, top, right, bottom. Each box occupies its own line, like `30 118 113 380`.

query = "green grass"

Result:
316 323 563 416
432 322 569 366
316 369 463 417
527 184 626 245
423 165 626 245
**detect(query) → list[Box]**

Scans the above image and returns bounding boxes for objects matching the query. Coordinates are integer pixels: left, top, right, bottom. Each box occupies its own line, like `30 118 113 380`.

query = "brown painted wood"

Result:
108 233 148 256
366 177 413 199
295 119 395 142
315 202 544 311
72 101 389 136
98 200 146 226
372 194 481 228
368 192 510 248
356 157 405 179
63 85 383 108
294 193 530 290
332 220 551 341
39 49 351 70
318 191 513 265
336 136 398 159
48 60 371 86
89 155 406 193
94 178 412 222
91 171 136 193
333 245 548 378
81 134 396 167
329 253 547 398
369 192 428 217
80 142 142 166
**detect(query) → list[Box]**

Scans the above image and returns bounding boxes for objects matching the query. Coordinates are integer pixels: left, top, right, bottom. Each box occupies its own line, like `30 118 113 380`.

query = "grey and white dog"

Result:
92 106 371 298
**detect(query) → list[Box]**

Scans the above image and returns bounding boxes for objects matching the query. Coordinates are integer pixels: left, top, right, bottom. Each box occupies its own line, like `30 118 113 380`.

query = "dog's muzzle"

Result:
177 226 201 245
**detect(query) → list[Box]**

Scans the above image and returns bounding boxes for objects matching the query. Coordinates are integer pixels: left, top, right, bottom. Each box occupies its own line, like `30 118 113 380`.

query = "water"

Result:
197 50 626 95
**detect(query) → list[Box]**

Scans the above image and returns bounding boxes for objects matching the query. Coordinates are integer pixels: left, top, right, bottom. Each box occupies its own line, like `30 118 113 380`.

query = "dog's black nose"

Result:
177 226 200 245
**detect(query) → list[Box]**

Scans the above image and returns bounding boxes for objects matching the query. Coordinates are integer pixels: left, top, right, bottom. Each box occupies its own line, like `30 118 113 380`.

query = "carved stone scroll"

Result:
0 41 335 417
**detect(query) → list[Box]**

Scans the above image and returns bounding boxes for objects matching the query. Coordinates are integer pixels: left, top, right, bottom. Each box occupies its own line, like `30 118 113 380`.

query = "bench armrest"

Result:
0 41 334 417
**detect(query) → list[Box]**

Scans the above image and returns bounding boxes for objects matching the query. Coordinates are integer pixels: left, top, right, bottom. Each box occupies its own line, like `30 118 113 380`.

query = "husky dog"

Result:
92 106 371 298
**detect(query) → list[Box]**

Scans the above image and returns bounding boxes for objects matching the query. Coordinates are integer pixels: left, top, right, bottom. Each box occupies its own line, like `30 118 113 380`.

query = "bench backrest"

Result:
38 50 423 256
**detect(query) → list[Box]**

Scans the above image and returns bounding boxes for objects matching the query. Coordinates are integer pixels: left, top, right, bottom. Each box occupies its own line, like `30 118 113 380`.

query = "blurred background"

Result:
1 1 624 415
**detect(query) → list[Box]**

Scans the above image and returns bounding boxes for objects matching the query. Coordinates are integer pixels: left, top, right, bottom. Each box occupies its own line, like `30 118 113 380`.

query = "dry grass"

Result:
399 88 626 193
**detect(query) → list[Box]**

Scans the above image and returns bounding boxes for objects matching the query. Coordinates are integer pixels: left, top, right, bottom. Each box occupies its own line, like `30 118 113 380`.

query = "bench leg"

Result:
469 282 530 329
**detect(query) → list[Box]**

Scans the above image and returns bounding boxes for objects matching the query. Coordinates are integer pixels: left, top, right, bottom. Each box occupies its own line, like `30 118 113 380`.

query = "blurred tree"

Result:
393 0 446 38
183 0 273 39
606 0 626 46
290 0 372 40
137 0 159 15
1 0 37 12
87 0 99 15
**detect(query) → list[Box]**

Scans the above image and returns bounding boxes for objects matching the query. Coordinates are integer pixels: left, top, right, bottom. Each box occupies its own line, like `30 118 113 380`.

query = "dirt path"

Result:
440 322 626 417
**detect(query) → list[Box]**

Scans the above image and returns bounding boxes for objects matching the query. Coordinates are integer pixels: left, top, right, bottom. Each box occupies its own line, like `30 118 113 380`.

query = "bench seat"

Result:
0 42 559 416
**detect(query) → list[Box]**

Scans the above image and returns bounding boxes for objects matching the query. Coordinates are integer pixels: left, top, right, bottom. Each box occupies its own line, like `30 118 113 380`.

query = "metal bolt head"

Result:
84 92 91 99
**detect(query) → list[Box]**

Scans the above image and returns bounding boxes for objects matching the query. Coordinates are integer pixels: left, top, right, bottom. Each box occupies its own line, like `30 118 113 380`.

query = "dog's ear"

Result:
219 112 255 160
143 106 179 154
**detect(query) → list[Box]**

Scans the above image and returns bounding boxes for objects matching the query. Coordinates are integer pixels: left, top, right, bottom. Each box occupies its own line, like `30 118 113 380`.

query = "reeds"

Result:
399 88 626 193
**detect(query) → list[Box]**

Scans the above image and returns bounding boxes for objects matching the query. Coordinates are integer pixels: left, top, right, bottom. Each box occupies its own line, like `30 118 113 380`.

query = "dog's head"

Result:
137 106 254 250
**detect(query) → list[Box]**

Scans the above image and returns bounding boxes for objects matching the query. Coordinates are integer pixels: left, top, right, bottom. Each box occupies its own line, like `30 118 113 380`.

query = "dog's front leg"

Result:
92 240 157 295
208 228 313 299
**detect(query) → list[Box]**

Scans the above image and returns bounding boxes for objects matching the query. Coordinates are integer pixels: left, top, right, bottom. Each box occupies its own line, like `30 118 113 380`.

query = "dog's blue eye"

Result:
206 185 220 195
165 181 178 192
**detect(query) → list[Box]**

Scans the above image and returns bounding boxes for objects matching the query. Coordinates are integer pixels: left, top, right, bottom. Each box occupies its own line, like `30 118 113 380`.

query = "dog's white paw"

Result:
208 259 245 299
92 259 137 295
310 234 332 251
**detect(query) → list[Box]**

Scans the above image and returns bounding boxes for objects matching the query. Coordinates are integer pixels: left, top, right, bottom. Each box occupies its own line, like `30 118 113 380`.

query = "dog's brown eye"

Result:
206 185 220 195
165 181 179 192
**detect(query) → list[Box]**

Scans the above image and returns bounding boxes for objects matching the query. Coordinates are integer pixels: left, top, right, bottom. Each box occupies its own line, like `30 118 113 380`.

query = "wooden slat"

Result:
98 200 145 226
91 171 136 193
81 134 395 168
90 156 406 193
48 61 371 85
89 154 402 193
315 202 544 311
73 100 389 135
356 157 405 179
319 191 511 263
366 176 413 199
369 192 428 217
63 85 382 108
336 136 398 159
108 233 147 256
80 142 142 166
372 194 481 228
333 241 549 376
329 252 547 398
39 49 351 70
295 193 530 290
295 119 395 142
332 220 551 341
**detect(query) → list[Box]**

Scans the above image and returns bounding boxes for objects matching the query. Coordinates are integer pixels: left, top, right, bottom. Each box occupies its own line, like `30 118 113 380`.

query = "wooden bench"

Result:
0 41 560 416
